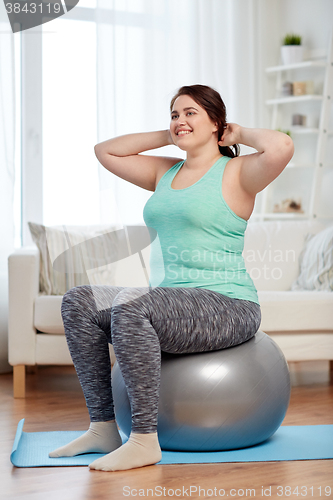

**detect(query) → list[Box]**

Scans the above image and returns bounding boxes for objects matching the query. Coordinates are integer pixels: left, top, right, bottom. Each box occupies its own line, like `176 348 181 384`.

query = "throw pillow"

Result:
290 225 333 291
28 222 124 295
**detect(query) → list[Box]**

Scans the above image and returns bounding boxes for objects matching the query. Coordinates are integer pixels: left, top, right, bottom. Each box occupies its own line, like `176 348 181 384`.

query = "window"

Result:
14 30 21 247
21 2 177 240
42 18 99 225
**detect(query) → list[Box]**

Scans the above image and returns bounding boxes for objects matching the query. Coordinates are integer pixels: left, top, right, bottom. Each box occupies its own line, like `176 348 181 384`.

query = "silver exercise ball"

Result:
112 330 291 451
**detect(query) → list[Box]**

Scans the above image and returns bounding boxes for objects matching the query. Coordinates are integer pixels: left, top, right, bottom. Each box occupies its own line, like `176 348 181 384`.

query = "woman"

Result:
49 85 294 471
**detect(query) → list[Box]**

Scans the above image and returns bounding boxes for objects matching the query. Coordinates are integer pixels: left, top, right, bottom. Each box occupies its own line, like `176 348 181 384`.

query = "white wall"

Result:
281 0 333 219
254 0 333 219
0 0 15 374
279 0 332 56
257 0 332 126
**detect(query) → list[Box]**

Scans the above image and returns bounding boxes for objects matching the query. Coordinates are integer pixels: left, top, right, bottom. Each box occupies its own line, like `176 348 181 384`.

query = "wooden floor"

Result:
1 362 333 500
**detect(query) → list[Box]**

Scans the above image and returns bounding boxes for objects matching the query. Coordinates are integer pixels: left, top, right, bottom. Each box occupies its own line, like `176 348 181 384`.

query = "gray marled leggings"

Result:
61 285 261 433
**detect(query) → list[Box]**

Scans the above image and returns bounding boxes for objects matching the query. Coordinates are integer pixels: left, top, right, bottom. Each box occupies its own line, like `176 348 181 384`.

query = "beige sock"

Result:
49 420 122 458
88 431 162 472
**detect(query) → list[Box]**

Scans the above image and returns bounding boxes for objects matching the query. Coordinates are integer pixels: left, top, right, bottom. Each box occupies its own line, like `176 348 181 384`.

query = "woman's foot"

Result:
49 420 122 457
89 431 161 471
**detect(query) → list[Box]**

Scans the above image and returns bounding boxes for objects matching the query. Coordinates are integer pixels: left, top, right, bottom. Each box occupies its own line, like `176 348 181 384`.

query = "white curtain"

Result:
95 0 261 226
0 2 15 372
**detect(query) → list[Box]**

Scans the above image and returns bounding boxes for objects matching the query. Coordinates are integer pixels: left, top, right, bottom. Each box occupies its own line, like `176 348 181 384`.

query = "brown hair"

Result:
170 84 240 158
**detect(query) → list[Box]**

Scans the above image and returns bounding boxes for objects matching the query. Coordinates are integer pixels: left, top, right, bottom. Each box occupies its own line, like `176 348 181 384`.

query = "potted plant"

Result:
281 33 303 65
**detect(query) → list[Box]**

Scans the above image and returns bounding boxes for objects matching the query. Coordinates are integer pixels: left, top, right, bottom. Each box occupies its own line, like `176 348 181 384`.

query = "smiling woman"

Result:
50 84 292 473
169 97 220 159
169 85 240 159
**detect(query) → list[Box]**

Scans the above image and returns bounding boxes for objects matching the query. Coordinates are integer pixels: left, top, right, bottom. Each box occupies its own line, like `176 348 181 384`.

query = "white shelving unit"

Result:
266 95 323 105
252 32 333 222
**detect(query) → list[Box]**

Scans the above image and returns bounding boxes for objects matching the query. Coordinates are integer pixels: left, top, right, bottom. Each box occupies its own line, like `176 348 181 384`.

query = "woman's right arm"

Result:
94 130 183 192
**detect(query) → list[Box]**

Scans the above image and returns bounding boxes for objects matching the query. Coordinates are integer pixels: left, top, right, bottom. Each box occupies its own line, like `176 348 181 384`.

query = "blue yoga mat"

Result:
10 419 333 467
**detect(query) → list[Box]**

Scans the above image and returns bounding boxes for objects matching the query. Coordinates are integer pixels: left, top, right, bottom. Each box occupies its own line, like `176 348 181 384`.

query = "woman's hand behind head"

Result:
218 123 241 148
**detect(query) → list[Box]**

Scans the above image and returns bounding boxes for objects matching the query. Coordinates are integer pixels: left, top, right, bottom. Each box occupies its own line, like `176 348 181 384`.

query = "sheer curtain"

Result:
95 0 262 226
0 2 15 372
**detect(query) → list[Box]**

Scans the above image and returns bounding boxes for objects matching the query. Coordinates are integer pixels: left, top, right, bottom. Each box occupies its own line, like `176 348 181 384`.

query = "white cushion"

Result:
34 295 64 334
258 290 333 331
244 220 325 291
291 225 333 291
28 222 123 295
34 290 333 336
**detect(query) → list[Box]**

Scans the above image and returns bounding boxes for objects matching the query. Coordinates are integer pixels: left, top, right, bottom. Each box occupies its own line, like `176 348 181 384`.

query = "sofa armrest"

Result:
8 246 40 366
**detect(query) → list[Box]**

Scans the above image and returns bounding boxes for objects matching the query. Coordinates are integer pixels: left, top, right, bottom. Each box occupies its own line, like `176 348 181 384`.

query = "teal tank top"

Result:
143 156 260 305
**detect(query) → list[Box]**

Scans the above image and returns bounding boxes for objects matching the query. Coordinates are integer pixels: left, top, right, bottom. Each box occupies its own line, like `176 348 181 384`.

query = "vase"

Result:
281 45 304 65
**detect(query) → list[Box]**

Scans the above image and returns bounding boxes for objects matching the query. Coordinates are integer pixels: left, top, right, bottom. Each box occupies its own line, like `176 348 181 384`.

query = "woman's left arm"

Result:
219 124 294 196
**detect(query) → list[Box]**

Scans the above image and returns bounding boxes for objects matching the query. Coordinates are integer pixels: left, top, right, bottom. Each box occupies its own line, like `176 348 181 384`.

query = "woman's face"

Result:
170 95 218 152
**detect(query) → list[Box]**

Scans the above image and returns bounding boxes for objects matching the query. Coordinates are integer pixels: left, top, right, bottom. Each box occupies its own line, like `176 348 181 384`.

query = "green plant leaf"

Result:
283 33 302 45
276 128 292 137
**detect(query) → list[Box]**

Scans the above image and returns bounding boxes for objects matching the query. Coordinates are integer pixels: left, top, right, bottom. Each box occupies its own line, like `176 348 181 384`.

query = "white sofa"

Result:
8 220 333 397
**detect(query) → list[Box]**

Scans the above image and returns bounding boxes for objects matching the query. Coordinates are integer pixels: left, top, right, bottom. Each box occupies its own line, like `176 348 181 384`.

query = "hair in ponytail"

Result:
170 84 240 158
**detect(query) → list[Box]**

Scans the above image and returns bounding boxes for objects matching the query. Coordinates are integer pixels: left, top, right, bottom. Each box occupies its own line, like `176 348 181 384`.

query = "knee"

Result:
62 284 93 304
61 285 94 319
111 287 150 310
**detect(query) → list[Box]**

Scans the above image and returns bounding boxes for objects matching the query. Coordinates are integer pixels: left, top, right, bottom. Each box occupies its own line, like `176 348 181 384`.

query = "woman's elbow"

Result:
283 135 294 163
94 144 103 160
280 134 295 164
